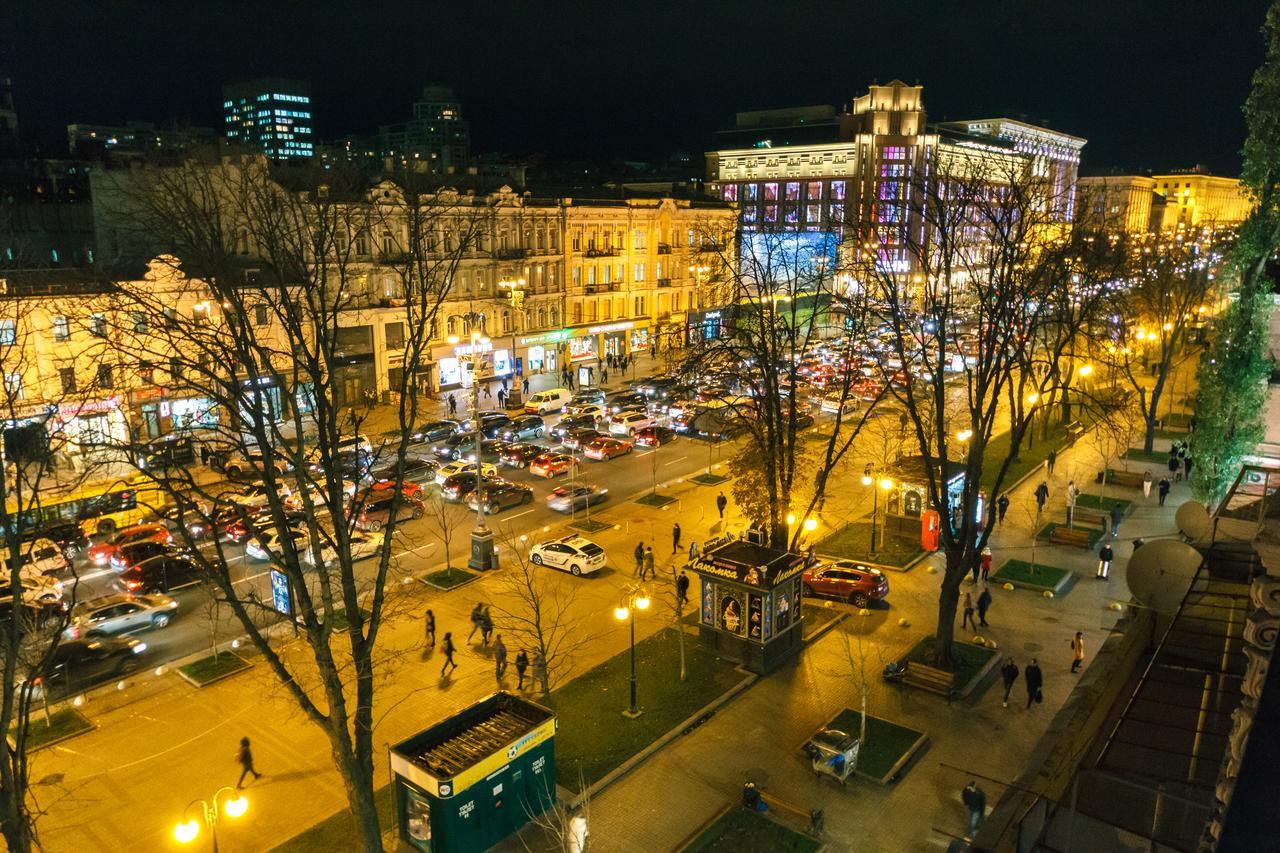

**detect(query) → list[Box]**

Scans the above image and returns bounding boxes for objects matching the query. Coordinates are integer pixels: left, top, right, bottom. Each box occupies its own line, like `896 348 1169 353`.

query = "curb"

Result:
24 710 97 752
568 667 759 809
174 652 253 688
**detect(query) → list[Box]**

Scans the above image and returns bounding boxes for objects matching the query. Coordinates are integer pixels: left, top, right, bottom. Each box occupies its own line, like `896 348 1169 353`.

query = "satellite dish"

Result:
1175 501 1212 542
1126 539 1203 614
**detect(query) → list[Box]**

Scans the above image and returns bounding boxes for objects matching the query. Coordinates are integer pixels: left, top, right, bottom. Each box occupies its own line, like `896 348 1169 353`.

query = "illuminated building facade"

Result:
1078 169 1251 234
377 85 471 173
222 77 314 160
1077 175 1159 233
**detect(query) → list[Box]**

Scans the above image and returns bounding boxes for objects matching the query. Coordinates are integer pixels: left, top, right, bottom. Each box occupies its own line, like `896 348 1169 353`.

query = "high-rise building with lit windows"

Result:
221 77 314 160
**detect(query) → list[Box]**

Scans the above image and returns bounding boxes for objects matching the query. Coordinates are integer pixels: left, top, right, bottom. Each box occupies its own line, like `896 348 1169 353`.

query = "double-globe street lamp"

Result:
449 310 498 571
497 275 527 408
173 787 249 851
614 586 651 718
861 466 894 555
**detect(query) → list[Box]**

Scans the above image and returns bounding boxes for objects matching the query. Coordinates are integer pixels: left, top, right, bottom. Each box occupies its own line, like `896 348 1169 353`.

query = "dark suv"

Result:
354 492 425 531
120 555 204 594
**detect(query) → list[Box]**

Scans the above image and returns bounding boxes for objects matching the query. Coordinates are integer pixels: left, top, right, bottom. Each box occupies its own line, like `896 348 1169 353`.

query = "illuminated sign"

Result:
586 321 635 335
520 330 570 346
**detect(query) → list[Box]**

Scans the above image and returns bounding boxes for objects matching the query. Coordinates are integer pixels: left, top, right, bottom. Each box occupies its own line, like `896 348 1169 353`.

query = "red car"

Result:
633 426 677 447
529 453 580 479
801 561 890 608
87 523 172 566
583 436 633 461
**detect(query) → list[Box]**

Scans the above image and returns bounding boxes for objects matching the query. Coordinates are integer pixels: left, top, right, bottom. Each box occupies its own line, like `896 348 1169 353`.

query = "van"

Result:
524 388 572 415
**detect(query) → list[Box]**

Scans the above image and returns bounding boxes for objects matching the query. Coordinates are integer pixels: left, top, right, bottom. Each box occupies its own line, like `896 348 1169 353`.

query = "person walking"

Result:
676 571 690 607
493 635 508 683
642 546 655 581
440 632 458 677
480 607 494 647
1071 632 1086 673
672 522 682 554
1025 658 1043 708
1158 476 1171 506
1065 480 1079 526
235 736 262 788
977 585 992 627
633 541 645 577
522 376 530 395
1169 452 1181 483
1184 455 1194 481
447 393 457 417
515 649 530 690
467 602 484 643
962 591 976 630
1000 657 1019 708
716 491 728 519
1034 481 1049 513
1143 470 1153 498
496 388 507 408
962 781 987 834
980 547 993 582
996 493 1010 525
602 367 609 384
688 540 698 561
424 608 436 647
1109 505 1123 537
1046 448 1057 474
1097 541 1114 580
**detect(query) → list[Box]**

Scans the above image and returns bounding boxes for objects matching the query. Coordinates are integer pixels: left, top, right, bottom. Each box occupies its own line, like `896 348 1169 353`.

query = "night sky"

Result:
3 0 1270 174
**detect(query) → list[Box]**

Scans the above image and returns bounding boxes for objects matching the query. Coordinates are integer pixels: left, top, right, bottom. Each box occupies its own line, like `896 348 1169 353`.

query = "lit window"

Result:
0 320 14 346
785 182 801 201
763 183 778 201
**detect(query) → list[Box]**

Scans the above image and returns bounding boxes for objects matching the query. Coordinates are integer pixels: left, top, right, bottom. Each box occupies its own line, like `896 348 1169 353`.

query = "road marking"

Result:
503 509 535 521
663 456 688 466
401 541 438 557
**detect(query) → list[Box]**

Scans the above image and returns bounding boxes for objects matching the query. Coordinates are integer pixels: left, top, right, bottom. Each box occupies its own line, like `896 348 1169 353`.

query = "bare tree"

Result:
420 490 472 576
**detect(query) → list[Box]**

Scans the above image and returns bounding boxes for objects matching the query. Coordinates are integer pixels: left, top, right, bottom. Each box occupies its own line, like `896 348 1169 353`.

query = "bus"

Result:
4 475 171 539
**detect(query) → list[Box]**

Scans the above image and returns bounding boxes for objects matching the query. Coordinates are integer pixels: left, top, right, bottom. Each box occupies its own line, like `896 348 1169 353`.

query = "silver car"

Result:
67 593 178 638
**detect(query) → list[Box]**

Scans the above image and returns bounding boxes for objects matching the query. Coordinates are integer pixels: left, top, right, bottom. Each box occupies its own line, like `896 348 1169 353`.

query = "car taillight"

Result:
125 580 141 590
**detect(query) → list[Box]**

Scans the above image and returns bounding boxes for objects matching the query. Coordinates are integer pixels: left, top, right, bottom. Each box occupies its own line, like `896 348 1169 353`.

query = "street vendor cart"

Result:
804 728 860 786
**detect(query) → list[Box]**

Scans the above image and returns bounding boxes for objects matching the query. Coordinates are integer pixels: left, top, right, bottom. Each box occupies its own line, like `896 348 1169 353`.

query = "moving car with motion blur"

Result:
28 636 150 698
546 484 608 513
466 481 535 514
499 415 547 441
87 523 173 567
582 436 633 461
118 554 203 595
66 593 179 638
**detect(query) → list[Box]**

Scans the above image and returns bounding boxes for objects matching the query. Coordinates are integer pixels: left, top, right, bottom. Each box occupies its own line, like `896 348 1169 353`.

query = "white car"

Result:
246 527 385 568
0 574 65 607
565 403 605 420
820 394 858 415
282 478 357 511
434 460 498 486
608 412 655 436
225 481 294 509
1 538 69 581
528 536 607 576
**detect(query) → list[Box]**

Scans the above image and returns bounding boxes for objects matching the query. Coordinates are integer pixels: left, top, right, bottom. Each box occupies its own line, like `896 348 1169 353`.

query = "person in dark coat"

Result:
1108 505 1123 536
1158 477 1171 506
1183 455 1194 480
716 491 728 519
515 649 530 690
996 493 1010 524
236 736 262 788
424 608 435 647
1000 657 1019 708
1169 453 1181 482
1034 481 1049 512
1025 658 1043 708
447 394 457 417
1046 448 1057 474
493 635 508 682
977 586 992 627
633 541 645 576
440 633 458 677
1097 542 1114 580
480 607 494 646
962 781 986 834
467 602 484 642
672 522 682 554
676 571 690 607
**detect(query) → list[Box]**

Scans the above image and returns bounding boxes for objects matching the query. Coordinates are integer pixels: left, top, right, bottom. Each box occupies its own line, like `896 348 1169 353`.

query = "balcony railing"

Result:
585 247 618 258
656 244 672 255
585 284 621 294
495 247 528 260
656 278 672 288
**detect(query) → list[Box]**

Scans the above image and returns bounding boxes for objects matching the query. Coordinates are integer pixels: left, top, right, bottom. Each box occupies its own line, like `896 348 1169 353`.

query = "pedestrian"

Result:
1097 541 1114 580
962 591 976 630
688 540 698 560
483 383 493 402
1158 476 1171 506
1065 480 1078 526
1035 481 1049 513
716 491 728 519
494 635 508 682
447 393 457 417
532 651 547 691
1000 657 1019 708
515 649 529 689
996 493 1009 524
962 781 986 834
567 372 575 390
676 570 690 607
1071 632 1085 673
672 522 682 554
1142 470 1153 498
1169 452 1181 482
235 736 262 788
467 602 484 642
522 377 530 395
977 585 992 627
440 632 458 677
1025 658 1043 708
586 366 594 383
633 541 645 577
969 553 981 584
424 608 436 647
1184 455 1194 480
480 606 494 646
497 388 507 408
980 546 993 582
602 367 609 384
643 546 655 581
1109 505 1123 536
1046 448 1057 474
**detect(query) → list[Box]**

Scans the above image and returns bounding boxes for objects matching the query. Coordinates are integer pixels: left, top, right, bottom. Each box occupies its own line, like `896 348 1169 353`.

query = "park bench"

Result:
1050 526 1094 549
1065 420 1086 443
1071 506 1108 529
1103 469 1146 489
902 661 957 698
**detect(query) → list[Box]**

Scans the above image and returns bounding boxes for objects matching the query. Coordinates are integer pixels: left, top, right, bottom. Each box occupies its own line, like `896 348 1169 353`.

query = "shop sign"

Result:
519 330 569 346
388 352 405 367
57 397 119 416
130 386 167 403
586 320 635 335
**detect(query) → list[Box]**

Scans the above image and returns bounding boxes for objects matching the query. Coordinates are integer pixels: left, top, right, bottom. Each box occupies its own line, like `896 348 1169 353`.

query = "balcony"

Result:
495 247 528 260
656 244 672 255
585 284 621 294
585 247 618 258
656 278 672 288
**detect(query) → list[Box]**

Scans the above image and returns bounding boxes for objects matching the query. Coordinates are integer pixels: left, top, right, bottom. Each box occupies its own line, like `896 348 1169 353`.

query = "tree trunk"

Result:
333 742 382 851
933 553 965 667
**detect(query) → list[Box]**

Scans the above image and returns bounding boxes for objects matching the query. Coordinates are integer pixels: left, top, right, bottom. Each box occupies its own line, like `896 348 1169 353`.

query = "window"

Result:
743 207 759 225
572 267 581 287
254 304 269 326
763 182 779 201
169 357 183 380
139 361 154 385
829 203 844 223
634 263 645 282
0 320 14 346
721 184 738 202
60 367 77 394
3 371 22 400
601 265 610 284
807 181 823 200
687 229 696 247
882 146 906 160
764 205 778 223
97 364 114 389
132 312 148 334
744 183 759 202
91 313 107 337
806 205 822 223
587 266 597 286
831 181 846 201
784 206 799 225
634 296 645 316
53 315 70 341
385 322 405 349
785 182 801 201
163 307 178 328
572 230 582 251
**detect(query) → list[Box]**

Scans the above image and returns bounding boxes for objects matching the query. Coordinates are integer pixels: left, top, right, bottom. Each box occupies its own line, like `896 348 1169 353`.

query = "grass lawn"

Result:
178 652 251 686
569 518 612 533
685 807 820 853
1036 521 1103 548
992 559 1072 593
422 566 477 590
980 413 1090 495
16 708 94 750
635 492 677 508
904 636 996 688
816 522 923 569
271 785 395 853
547 628 742 792
691 473 729 486
1123 447 1167 464
823 709 927 783
1075 493 1133 514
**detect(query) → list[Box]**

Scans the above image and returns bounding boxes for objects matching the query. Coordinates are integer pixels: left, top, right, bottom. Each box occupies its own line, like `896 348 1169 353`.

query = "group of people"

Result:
423 604 542 690
1168 441 1194 483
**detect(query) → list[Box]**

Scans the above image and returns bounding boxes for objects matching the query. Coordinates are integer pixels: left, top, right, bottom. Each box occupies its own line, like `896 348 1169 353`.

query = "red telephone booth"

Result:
921 509 941 552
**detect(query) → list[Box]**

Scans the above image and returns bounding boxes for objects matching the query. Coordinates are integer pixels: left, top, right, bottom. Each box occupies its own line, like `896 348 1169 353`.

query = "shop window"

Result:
254 304 269 326
385 322 405 349
764 205 778 223
97 364 114 389
53 315 70 342
0 320 14 346
743 207 758 225
59 367 77 394
721 184 738 202
806 205 822 223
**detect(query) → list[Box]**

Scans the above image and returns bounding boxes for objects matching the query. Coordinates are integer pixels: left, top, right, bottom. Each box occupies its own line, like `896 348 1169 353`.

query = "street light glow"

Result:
614 606 629 621
1078 364 1094 377
861 475 872 486
956 429 972 442
879 478 894 491
802 517 818 532
174 819 200 844
635 595 651 611
224 795 249 819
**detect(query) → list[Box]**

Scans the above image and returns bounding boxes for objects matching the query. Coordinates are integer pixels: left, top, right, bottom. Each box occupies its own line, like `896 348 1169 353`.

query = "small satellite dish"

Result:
1127 539 1202 614
1175 501 1212 542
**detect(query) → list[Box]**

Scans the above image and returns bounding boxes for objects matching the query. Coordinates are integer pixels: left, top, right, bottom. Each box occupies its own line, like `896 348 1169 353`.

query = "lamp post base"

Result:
468 527 498 571
622 708 643 719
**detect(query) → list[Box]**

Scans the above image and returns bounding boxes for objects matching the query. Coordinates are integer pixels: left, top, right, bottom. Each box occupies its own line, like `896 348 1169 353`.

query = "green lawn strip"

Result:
177 652 251 686
547 628 742 793
904 636 996 693
690 473 729 486
822 709 927 784
569 518 612 533
422 566 478 590
1036 521 1102 548
1074 493 1133 514
816 522 923 570
271 784 395 853
15 708 94 750
1123 448 1167 464
980 414 1087 496
684 805 820 853
991 559 1072 594
635 493 677 508
328 607 371 633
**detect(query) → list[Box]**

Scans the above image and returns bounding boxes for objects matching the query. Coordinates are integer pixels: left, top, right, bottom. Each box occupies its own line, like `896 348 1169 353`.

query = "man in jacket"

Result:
1025 658 1044 709
1034 481 1049 513
1000 657 1019 708
1097 541 1114 580
977 585 993 627
962 781 986 834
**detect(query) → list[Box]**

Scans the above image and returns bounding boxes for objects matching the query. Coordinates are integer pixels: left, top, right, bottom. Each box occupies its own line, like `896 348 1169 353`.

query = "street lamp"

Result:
614 587 651 718
956 429 972 462
462 311 497 571
498 276 527 408
173 787 248 851
861 467 894 555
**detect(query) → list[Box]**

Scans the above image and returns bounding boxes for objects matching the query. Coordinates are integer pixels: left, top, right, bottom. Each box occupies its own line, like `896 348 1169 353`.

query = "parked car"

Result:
28 636 149 698
499 442 545 468
819 393 858 415
110 541 180 573
583 436 633 461
549 414 598 441
528 453 580 479
499 415 546 441
353 492 425 531
528 536 606 576
0 575 66 608
801 561 890 608
2 537 70 580
561 429 602 451
633 425 677 447
546 484 609 513
88 523 173 567
23 522 88 560
466 482 535 514
118 555 203 594
434 460 498 486
410 420 461 444
67 593 178 638
524 388 573 414
608 412 654 436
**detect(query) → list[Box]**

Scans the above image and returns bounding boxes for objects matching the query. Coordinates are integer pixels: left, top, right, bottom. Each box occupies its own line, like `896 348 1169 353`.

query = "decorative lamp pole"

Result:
173 787 248 852
498 276 527 408
463 311 497 571
614 586 651 718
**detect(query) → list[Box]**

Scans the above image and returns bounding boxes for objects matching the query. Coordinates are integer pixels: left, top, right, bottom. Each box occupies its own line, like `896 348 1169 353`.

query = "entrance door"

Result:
141 405 161 439
342 377 362 408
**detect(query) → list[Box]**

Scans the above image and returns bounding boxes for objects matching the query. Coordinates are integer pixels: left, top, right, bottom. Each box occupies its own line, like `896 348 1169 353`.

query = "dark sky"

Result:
3 0 1270 174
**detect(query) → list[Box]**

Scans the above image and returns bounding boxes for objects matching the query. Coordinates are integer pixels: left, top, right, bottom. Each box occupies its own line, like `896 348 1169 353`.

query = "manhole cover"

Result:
1023 642 1043 653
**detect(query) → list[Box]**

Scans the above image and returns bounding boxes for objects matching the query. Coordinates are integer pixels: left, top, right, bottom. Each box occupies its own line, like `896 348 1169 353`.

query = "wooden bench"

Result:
902 661 957 697
1071 506 1108 529
1104 469 1146 488
760 791 818 828
1050 526 1094 549
1065 420 1086 443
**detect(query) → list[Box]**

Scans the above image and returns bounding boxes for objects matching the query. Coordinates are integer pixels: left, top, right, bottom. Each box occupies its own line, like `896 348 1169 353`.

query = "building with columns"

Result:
1078 169 1251 235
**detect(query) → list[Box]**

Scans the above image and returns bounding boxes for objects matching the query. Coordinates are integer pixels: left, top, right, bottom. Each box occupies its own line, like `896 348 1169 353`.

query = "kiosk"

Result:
688 537 807 674
389 692 557 853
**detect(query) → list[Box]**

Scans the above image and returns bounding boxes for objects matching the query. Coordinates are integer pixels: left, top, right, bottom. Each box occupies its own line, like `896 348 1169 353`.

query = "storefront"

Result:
686 308 727 344
56 398 131 462
435 341 496 391
168 396 220 431
518 330 569 376
628 327 650 354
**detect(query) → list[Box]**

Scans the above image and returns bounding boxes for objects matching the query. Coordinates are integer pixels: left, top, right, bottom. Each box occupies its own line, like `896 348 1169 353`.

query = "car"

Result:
281 478 358 512
353 491 425 531
528 536 607 576
208 447 292 481
561 428 602 451
110 540 180 573
118 555 203 594
636 377 682 401
410 420 461 444
67 593 179 638
87 523 173 566
224 508 308 544
499 442 545 468
565 403 606 420
247 527 385 567
801 561 890 608
466 481 535 514
23 522 89 560
430 433 474 460
460 439 511 464
180 503 248 541
850 377 884 402
524 388 573 414
633 425 677 447
499 415 546 441
546 484 609 513
567 389 606 406
479 417 515 439
461 411 513 431
608 402 649 421
820 393 858 415
788 411 816 430
439 472 505 502
549 414 598 441
2 537 70 580
0 575 66 608
29 636 149 698
435 460 499 485
605 391 647 413
608 411 655 436
368 456 440 487
528 453 581 479
225 481 294 509
583 436 633 461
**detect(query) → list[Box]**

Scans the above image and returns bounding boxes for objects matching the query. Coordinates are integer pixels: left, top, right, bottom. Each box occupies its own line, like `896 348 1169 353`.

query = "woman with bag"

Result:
440 632 458 677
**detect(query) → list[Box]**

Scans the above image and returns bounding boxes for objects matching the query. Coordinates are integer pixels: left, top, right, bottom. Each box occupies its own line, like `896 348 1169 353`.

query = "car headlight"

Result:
132 643 148 654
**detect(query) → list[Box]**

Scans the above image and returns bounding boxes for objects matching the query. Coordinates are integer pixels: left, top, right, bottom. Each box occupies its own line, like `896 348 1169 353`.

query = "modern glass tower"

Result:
222 77 313 160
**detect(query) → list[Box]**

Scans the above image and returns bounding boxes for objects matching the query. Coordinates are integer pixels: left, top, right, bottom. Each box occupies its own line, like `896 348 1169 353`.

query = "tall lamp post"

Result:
173 787 248 852
614 586 651 718
498 275 527 409
861 466 894 555
455 310 497 571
